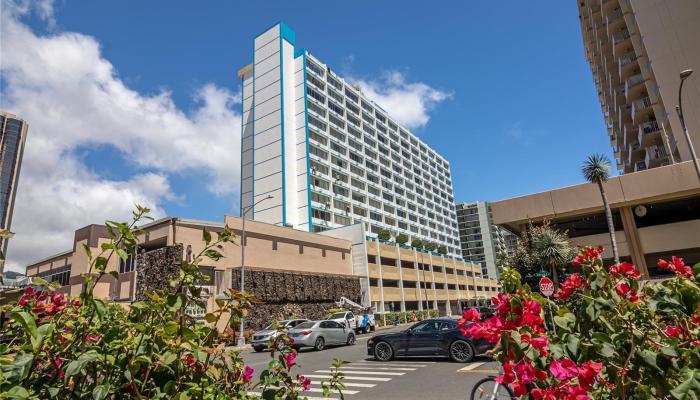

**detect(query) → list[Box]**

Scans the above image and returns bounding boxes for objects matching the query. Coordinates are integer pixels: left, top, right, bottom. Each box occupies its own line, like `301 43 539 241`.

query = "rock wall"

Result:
230 268 361 330
135 244 182 301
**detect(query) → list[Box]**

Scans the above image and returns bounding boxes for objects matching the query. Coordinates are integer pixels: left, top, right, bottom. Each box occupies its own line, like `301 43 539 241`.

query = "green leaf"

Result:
202 228 211 245
589 271 607 290
553 313 576 333
5 386 30 399
82 243 93 260
671 368 700 399
31 323 55 351
65 351 99 378
10 312 37 339
565 334 580 359
92 384 110 400
116 248 128 261
693 263 700 281
205 313 218 324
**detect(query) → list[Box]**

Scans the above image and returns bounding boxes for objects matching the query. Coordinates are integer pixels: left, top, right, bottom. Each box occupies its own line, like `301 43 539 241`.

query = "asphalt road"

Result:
240 324 500 400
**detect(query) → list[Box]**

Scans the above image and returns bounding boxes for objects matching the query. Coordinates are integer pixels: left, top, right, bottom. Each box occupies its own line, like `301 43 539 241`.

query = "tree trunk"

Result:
598 181 620 264
551 265 560 289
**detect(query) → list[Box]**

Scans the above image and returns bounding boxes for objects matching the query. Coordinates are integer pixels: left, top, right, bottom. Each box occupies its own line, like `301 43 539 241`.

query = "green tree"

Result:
377 229 391 241
437 245 447 255
395 233 408 245
531 224 572 288
411 239 423 249
582 154 619 264
424 242 437 252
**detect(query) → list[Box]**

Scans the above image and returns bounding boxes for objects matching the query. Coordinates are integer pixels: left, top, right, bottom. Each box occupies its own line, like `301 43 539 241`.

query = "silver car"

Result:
251 319 308 352
288 320 356 351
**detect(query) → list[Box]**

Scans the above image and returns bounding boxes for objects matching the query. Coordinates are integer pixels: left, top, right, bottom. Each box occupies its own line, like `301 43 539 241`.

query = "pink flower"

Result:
658 256 693 278
514 362 536 384
615 282 631 297
665 325 683 339
692 314 700 325
492 293 511 318
18 296 28 307
549 359 578 381
284 352 297 369
522 334 548 350
494 363 515 384
462 307 481 322
577 361 603 389
242 366 254 383
297 375 311 391
86 335 101 345
571 254 585 268
610 262 641 279
24 287 35 296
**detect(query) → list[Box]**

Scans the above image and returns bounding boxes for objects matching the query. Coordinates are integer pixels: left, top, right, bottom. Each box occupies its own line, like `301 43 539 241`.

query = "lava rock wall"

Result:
134 244 182 301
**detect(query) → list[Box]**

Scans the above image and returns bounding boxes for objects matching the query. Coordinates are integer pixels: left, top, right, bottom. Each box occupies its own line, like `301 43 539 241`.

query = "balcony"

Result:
644 144 667 168
613 30 631 45
638 120 660 147
631 96 652 123
634 161 647 172
625 73 645 100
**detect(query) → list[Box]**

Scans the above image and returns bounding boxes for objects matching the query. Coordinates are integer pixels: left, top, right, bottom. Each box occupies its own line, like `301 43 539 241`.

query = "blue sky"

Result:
1 0 611 270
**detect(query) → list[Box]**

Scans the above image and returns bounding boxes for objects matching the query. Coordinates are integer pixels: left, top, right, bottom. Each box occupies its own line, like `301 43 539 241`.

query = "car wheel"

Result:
314 337 325 351
374 341 393 361
347 333 356 346
449 340 474 363
253 346 264 353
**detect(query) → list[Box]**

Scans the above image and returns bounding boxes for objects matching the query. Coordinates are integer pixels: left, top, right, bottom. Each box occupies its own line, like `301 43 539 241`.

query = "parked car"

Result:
326 310 375 334
366 318 492 362
251 319 308 352
288 320 356 351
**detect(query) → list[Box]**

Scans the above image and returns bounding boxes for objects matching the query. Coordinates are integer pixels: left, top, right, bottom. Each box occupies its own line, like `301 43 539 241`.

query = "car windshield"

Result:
262 320 290 330
329 312 347 319
294 321 317 330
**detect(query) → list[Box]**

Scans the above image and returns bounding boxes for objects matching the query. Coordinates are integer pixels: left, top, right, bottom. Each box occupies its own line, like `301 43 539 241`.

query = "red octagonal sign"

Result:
539 277 555 297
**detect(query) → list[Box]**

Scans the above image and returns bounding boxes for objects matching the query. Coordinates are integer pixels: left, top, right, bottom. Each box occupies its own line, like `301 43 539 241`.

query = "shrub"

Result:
461 246 700 399
0 207 346 399
424 242 437 252
377 230 391 241
411 239 423 249
395 233 409 246
437 245 447 255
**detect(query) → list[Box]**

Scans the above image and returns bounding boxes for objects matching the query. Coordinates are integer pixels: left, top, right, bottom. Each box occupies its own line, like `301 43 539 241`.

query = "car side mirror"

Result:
406 329 413 335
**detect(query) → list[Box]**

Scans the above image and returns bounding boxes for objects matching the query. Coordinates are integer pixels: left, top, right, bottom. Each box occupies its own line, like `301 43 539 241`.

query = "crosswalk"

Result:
249 359 435 399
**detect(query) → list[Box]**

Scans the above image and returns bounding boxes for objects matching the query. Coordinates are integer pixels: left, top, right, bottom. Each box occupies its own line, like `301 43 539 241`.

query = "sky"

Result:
0 0 611 272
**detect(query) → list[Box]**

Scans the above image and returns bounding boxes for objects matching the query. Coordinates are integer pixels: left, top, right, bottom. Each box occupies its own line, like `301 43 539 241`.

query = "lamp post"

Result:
237 194 273 347
676 69 700 181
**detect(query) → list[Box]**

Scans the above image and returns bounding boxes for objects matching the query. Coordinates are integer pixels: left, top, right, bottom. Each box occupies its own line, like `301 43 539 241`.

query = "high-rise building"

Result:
237 23 460 256
0 112 28 270
577 0 700 174
456 201 514 280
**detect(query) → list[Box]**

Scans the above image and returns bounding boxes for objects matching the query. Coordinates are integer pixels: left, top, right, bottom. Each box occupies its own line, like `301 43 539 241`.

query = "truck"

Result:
326 297 376 334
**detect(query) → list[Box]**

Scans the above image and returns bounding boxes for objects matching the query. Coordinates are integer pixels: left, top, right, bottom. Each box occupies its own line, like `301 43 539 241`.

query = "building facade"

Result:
456 201 516 280
25 216 498 327
0 112 28 270
491 161 700 279
577 0 700 174
238 22 460 256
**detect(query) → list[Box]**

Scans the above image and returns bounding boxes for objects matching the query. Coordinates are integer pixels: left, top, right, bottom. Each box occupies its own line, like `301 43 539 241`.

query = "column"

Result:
619 206 649 278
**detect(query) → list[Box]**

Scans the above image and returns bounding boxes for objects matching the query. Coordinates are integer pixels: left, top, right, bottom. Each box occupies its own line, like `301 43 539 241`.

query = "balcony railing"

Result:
645 145 667 165
627 73 644 87
607 9 624 22
641 120 659 134
613 30 631 44
635 161 647 172
631 96 652 121
619 51 637 67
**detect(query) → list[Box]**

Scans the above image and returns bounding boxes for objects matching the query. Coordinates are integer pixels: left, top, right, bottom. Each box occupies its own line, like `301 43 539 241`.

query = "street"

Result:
241 325 499 400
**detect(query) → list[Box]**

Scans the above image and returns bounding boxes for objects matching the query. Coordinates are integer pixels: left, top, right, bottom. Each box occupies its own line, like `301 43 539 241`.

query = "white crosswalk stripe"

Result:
338 366 417 371
248 392 328 400
303 374 392 382
315 369 406 376
459 361 486 371
351 362 430 367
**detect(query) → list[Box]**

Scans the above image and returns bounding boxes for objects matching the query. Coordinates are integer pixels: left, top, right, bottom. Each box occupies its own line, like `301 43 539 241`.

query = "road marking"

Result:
338 366 417 371
316 369 405 376
352 362 429 367
356 359 436 363
303 374 391 382
248 392 328 400
310 381 376 388
457 369 499 374
303 387 359 395
460 361 486 371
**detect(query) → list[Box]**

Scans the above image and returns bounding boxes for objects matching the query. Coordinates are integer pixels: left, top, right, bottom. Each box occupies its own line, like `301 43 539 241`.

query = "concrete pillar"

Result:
375 241 386 325
619 206 649 278
441 255 452 316
428 253 438 311
414 249 424 311
396 244 406 313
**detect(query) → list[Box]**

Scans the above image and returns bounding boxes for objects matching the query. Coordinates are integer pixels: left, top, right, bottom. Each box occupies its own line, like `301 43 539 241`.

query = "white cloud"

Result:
0 1 241 272
350 70 452 130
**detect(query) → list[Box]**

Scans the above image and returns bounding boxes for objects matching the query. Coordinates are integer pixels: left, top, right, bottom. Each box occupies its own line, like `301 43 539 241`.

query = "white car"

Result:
327 311 355 330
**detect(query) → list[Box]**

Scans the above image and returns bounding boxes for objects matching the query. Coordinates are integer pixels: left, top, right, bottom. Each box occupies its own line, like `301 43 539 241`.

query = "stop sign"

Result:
539 277 555 297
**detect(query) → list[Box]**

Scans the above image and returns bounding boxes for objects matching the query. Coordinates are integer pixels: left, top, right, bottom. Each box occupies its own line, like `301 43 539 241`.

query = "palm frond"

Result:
582 154 611 183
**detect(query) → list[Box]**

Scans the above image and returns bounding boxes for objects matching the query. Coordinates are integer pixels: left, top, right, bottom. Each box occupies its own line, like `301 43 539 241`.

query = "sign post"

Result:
539 277 556 335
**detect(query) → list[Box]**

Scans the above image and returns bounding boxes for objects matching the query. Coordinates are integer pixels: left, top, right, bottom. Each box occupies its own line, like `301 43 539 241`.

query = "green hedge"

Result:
375 309 440 327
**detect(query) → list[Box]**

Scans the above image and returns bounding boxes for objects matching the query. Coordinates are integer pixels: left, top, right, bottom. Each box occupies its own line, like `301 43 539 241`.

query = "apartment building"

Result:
491 161 700 279
25 216 498 324
0 112 28 271
455 201 517 280
238 22 461 256
577 0 700 174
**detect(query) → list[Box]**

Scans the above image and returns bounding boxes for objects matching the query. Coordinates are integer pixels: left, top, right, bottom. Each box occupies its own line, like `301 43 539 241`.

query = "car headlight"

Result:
367 339 374 345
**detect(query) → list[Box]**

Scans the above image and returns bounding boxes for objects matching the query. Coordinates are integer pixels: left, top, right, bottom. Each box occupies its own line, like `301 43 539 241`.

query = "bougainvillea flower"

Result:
658 256 693 278
577 361 603 389
494 363 516 384
284 352 297 369
554 274 585 300
615 282 631 297
664 325 683 339
297 375 311 391
549 359 579 381
463 307 481 322
571 254 586 268
522 334 549 350
492 292 511 318
609 262 641 279
514 362 537 384
242 366 254 383
692 314 700 325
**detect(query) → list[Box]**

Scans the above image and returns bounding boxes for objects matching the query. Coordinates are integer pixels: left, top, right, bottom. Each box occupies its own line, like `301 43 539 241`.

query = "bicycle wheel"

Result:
470 377 515 400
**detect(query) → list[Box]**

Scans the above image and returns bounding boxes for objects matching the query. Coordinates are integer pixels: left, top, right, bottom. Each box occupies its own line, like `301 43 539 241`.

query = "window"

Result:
328 101 344 116
307 100 326 117
309 115 327 132
411 321 442 333
329 114 345 129
119 255 135 273
307 87 325 103
345 87 359 103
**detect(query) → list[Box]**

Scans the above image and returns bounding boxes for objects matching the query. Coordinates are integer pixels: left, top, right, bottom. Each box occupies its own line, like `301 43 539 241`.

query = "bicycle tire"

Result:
469 377 515 400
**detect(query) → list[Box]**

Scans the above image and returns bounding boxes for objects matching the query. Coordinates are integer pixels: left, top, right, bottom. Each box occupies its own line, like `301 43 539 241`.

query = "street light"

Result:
237 194 273 346
676 68 700 181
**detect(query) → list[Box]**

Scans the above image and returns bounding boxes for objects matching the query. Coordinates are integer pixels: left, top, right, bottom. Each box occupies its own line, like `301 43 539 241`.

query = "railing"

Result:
619 51 637 67
627 73 644 87
641 120 659 134
613 30 631 44
635 161 647 172
631 97 652 121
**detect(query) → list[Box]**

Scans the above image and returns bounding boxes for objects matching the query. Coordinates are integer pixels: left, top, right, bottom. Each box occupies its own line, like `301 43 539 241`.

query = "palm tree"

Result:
582 154 620 264
531 225 571 288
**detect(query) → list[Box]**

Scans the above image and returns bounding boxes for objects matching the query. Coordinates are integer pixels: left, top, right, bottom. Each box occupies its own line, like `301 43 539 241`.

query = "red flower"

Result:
462 307 481 322
492 293 511 318
297 375 311 391
549 359 578 381
577 361 603 389
665 325 683 339
512 380 527 397
610 262 641 279
494 363 516 384
242 366 254 383
658 256 693 278
584 246 601 259
183 354 196 367
284 352 297 369
615 282 631 297
571 254 585 268
18 296 28 307
692 314 700 325
554 274 584 300
514 362 537 384
24 287 35 296
522 334 548 350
